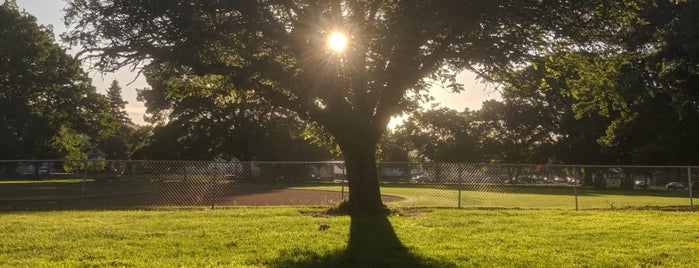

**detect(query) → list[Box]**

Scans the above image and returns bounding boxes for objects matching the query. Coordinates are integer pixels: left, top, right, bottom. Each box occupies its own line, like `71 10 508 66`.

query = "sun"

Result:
327 32 348 52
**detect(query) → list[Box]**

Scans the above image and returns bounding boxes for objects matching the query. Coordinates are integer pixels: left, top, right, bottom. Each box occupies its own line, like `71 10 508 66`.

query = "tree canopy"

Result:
499 0 699 165
390 0 699 166
136 73 333 161
0 1 114 160
63 0 644 214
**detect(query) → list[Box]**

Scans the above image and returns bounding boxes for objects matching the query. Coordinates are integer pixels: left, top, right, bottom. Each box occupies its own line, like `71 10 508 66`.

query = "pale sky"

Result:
14 0 501 126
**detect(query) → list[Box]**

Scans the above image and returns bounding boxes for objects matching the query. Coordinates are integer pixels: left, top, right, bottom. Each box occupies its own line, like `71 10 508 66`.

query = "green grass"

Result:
1 208 697 267
294 183 694 209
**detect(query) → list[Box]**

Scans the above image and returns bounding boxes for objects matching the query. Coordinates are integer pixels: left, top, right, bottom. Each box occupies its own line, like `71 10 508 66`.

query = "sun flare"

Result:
327 32 348 52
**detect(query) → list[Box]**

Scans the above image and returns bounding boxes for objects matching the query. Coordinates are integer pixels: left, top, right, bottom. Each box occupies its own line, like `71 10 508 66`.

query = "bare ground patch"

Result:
0 187 403 210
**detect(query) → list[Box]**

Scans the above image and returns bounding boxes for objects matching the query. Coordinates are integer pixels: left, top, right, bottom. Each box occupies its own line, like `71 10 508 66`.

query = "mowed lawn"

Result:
295 183 695 209
1 208 697 267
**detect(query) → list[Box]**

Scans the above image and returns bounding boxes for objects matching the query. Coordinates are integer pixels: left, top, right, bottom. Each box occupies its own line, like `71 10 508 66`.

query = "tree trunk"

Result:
337 134 386 215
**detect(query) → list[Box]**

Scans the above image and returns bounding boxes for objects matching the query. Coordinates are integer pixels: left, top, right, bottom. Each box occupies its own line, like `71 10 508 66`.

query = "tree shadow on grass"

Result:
268 214 456 268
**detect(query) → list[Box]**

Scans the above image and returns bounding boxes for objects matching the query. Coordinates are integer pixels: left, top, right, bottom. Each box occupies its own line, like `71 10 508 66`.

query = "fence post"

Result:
210 171 217 210
688 167 694 209
574 169 579 211
457 165 462 209
574 184 579 211
81 159 88 210
340 163 346 201
457 187 462 209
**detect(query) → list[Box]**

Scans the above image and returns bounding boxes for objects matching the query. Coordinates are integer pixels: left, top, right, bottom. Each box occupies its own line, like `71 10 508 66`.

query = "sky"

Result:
14 0 501 126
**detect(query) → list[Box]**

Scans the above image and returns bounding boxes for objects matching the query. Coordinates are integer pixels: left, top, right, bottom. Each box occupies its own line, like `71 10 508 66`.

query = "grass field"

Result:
293 183 694 209
1 207 697 267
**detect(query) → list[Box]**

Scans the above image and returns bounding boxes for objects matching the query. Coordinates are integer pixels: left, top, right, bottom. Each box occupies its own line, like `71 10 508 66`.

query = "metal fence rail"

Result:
0 160 695 211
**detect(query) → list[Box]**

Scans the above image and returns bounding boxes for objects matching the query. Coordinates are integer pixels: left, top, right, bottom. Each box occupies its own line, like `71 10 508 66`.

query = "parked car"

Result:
665 182 686 190
411 171 432 183
38 163 50 174
634 180 649 189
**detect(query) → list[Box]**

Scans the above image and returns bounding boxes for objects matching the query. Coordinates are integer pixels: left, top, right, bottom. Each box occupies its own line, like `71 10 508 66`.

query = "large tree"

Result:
63 0 636 214
0 1 114 160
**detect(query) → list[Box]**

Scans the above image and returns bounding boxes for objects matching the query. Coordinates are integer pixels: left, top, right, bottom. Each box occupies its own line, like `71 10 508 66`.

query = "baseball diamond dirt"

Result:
0 185 403 210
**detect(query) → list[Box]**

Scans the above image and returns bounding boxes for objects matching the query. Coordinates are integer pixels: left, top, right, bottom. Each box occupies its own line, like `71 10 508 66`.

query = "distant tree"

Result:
377 132 411 163
125 125 153 159
473 100 538 163
48 125 87 171
100 125 131 159
100 79 153 160
64 0 640 214
0 2 114 160
390 108 481 163
387 95 612 164
483 63 616 164
105 80 130 124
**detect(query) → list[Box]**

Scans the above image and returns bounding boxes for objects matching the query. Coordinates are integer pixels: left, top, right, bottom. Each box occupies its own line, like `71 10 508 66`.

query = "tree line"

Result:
1 1 332 162
384 0 699 166
2 0 697 213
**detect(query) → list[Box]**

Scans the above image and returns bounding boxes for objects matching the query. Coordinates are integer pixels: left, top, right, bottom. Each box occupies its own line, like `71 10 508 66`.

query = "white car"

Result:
412 173 432 182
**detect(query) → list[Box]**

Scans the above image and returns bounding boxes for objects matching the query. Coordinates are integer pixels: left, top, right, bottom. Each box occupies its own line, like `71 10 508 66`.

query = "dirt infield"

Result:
216 189 402 206
0 186 403 210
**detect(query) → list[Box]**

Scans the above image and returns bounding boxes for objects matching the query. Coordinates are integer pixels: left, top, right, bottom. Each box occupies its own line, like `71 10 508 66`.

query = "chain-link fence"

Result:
0 160 695 211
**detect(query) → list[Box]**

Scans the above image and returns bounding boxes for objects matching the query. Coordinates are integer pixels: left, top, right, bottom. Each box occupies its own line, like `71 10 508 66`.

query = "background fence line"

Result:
0 160 695 211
